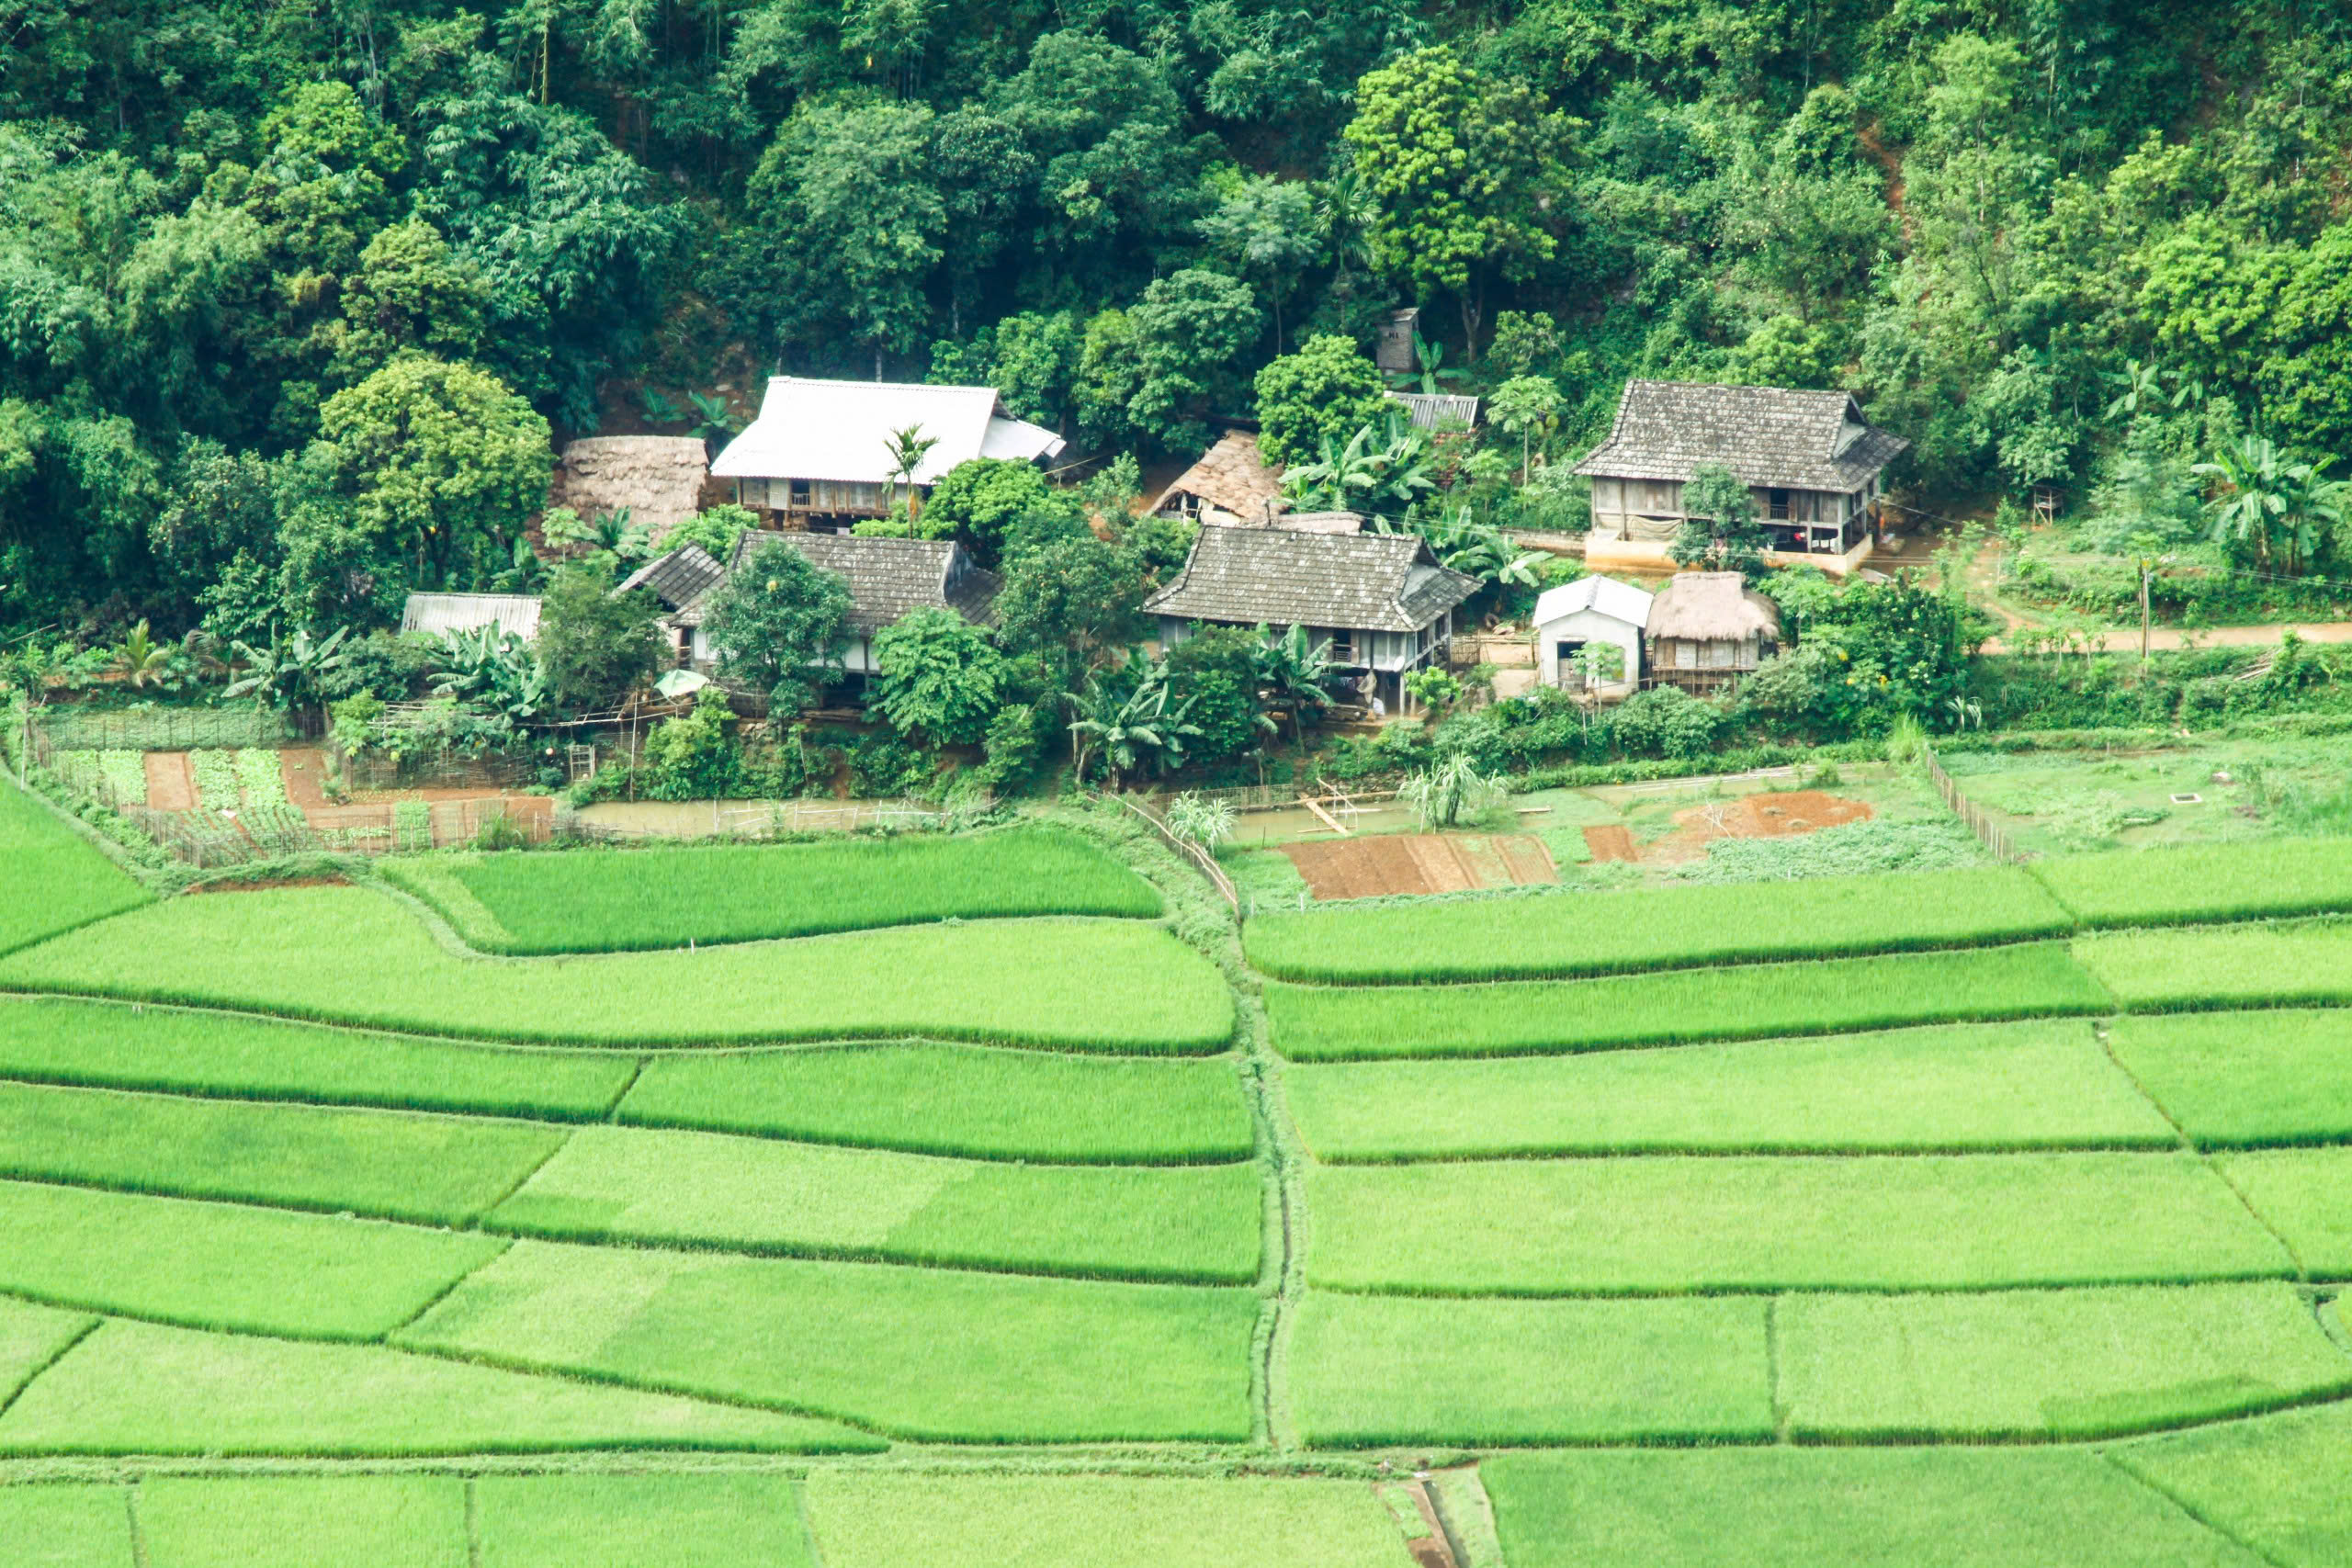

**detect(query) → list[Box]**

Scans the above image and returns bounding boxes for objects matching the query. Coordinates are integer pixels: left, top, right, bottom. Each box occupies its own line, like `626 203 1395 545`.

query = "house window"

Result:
1328 628 1355 662
1768 489 1792 521
788 479 812 509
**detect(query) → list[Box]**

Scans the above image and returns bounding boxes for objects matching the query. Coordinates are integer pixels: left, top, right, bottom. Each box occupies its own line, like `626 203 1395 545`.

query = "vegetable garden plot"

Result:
397 1239 1258 1443
2216 1147 2352 1274
0 1318 870 1457
1242 864 2072 983
0 1484 130 1568
0 1179 505 1338
1778 1281 2352 1440
1287 1291 1772 1447
477 1474 815 1568
136 1476 468 1568
0 777 150 960
616 1043 1253 1163
1307 1154 2290 1295
799 1475 1409 1568
1482 1449 2265 1568
389 828 1162 955
0 998 636 1120
2030 838 2352 927
0 1080 566 1225
2108 1010 2352 1146
2115 1399 2352 1567
1286 1021 2172 1159
0 886 1235 1052
487 1124 1261 1282
2077 919 2352 1012
1266 943 2111 1060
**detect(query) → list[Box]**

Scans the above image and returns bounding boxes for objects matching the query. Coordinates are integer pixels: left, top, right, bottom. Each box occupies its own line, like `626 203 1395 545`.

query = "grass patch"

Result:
800 1475 1407 1568
2032 837 2352 927
0 777 150 960
0 1484 127 1568
0 1318 870 1456
487 1125 1261 1283
478 1474 814 1567
0 998 636 1120
385 827 1162 955
136 1476 467 1568
1266 944 2110 1061
1306 1154 2289 1294
0 1179 506 1338
1242 865 2070 983
2109 1010 2352 1146
2115 1399 2352 1567
397 1238 1256 1442
2077 919 2352 1011
0 1296 96 1409
0 1080 565 1225
616 1043 1251 1163
1286 1021 2171 1159
2219 1147 2352 1274
1779 1282 2352 1440
1288 1291 1770 1447
0 885 1234 1052
1482 1449 2263 1568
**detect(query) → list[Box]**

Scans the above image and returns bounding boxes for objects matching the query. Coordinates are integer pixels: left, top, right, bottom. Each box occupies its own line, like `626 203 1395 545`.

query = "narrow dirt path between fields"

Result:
141 752 192 811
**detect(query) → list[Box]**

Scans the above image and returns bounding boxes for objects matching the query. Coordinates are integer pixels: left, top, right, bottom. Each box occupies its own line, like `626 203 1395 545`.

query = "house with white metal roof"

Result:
1531 576 1651 697
711 378 1064 529
398 592 544 643
1575 381 1907 575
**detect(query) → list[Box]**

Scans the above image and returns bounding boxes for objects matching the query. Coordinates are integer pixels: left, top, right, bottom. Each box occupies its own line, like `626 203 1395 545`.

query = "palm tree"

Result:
881 423 940 522
107 620 171 689
2193 435 2347 576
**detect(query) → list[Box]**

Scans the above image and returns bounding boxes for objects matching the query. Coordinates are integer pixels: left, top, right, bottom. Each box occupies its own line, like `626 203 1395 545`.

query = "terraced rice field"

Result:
0 774 2346 1564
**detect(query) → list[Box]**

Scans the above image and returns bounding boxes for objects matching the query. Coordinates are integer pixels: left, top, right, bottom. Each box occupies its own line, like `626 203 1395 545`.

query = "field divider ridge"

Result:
0 1313 98 1423
2094 1021 2315 1282
2098 1448 2299 1568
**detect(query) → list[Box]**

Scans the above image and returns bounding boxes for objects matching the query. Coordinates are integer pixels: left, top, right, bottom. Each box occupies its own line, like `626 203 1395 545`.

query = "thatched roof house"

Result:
549 436 711 545
1150 431 1286 525
1645 571 1781 691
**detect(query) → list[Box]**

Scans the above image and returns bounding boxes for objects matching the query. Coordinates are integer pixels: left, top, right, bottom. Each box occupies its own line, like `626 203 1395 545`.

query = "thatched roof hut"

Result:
1645 571 1780 691
548 435 710 544
1150 431 1286 525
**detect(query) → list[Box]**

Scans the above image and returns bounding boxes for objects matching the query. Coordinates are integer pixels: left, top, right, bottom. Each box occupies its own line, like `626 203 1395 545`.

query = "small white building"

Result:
712 378 1063 528
1532 576 1651 697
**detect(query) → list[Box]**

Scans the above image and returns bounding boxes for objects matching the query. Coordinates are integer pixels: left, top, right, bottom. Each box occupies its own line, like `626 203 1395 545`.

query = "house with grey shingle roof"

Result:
1145 525 1478 706
1574 381 1907 573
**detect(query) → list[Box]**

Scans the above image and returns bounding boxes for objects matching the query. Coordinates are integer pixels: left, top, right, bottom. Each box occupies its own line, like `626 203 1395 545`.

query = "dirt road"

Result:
1984 620 2352 654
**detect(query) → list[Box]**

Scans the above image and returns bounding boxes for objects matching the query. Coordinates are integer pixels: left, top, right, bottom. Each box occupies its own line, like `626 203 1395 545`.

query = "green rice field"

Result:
1284 1021 2173 1158
615 1043 1253 1162
1246 865 2073 982
387 827 1162 954
0 884 1234 1050
0 809 2346 1562
0 777 150 958
484 1124 1262 1281
1266 942 2112 1059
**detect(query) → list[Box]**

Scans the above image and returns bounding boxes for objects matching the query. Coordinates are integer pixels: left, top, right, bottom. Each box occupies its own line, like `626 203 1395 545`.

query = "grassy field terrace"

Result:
0 776 2346 1564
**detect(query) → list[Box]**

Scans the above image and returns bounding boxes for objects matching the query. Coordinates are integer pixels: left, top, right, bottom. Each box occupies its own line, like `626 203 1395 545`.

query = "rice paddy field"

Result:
0 771 2348 1565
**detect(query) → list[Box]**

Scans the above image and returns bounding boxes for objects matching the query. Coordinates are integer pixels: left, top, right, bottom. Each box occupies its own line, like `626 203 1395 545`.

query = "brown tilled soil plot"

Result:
141 751 194 811
1625 789 1874 866
1282 833 1557 900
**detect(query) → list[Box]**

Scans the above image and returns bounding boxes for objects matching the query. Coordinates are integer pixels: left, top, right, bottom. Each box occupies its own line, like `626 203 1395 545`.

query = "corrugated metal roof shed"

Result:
399 593 543 640
1533 575 1654 629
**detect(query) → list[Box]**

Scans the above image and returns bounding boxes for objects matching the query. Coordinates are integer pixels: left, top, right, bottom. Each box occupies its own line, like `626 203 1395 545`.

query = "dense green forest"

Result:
3 0 2350 649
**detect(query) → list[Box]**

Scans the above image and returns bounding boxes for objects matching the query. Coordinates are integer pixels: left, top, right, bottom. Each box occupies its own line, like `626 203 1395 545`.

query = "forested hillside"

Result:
3 0 2349 640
